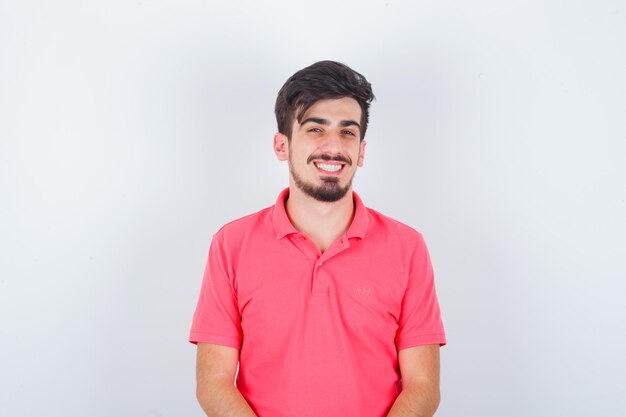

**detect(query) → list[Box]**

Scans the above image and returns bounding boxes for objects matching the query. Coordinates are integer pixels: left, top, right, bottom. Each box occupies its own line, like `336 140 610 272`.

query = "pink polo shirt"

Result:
190 189 446 417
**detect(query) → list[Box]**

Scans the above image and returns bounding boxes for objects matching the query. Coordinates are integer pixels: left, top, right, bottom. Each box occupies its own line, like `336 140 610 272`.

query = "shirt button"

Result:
299 236 306 241
318 262 323 266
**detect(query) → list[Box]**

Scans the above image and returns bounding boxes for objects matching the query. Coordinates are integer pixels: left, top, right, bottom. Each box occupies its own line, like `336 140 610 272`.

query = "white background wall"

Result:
1 1 625 416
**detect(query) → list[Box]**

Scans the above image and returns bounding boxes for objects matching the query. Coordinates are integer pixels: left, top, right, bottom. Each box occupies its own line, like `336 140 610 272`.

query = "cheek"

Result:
289 145 310 164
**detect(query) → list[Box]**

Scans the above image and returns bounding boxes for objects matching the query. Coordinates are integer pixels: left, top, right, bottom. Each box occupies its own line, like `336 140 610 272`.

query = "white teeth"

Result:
316 163 342 172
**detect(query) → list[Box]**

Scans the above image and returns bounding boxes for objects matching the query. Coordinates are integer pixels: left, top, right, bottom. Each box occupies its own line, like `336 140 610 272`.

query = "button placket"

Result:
312 260 328 295
310 237 350 295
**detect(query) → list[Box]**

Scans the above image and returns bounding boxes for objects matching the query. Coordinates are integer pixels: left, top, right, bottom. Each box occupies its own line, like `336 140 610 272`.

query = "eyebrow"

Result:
301 117 361 130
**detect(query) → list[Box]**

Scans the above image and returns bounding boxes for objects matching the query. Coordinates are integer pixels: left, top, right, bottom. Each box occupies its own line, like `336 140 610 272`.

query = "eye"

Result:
308 127 323 133
342 130 357 137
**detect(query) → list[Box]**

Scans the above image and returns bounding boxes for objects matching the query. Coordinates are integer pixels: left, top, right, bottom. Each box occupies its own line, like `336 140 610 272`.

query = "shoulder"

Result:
212 205 274 245
365 207 424 240
363 206 429 256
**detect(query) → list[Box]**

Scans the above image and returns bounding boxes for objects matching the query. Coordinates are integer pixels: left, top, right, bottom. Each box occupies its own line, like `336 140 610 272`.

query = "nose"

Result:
318 130 343 154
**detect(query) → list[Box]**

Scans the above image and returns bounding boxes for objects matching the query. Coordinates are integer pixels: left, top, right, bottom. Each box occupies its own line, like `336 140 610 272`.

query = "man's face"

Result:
274 97 366 202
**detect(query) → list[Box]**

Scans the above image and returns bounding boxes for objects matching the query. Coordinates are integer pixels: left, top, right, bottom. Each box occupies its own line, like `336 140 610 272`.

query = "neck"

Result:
285 184 355 253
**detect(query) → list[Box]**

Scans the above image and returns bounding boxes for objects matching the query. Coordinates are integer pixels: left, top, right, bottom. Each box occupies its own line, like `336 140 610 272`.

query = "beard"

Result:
289 155 354 202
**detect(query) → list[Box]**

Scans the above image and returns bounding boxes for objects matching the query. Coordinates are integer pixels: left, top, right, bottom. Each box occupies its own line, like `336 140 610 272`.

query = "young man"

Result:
190 61 446 417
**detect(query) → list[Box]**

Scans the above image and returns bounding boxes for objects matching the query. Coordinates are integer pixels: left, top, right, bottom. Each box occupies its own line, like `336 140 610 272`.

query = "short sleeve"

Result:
189 233 242 349
395 234 446 350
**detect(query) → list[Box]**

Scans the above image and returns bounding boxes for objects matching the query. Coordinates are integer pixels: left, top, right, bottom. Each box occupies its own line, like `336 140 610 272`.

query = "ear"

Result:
357 140 367 167
273 132 289 161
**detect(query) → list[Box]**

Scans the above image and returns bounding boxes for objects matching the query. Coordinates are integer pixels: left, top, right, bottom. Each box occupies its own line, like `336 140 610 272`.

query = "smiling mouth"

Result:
314 162 345 173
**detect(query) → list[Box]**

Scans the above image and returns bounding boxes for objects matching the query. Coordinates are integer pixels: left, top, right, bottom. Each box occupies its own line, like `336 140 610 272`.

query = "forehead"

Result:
298 97 362 123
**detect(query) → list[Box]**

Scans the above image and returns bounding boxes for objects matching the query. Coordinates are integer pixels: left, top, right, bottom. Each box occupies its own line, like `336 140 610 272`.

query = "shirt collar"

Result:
273 188 299 239
272 188 369 240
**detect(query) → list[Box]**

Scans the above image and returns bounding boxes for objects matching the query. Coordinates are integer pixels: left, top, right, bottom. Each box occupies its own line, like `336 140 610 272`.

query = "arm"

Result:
196 343 257 417
387 344 441 417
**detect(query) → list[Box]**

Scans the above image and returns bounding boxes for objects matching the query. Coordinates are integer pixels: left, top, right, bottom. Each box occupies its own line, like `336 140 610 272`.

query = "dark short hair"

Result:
275 60 375 141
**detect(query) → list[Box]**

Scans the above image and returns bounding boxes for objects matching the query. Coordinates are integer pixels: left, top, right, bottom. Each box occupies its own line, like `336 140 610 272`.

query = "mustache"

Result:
307 153 352 166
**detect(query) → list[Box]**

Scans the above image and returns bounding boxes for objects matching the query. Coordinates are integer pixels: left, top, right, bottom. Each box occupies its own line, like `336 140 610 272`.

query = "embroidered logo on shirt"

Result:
357 285 372 297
